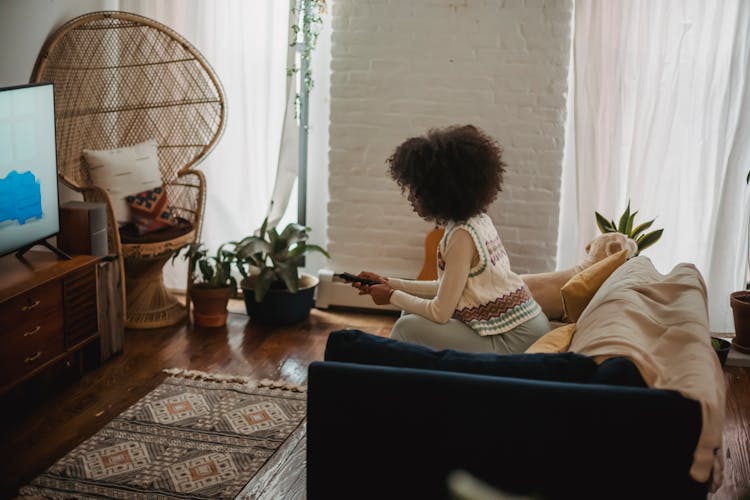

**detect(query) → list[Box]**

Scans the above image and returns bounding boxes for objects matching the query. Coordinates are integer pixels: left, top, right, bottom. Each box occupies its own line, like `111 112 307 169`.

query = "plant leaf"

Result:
595 212 616 233
253 268 275 302
629 219 654 240
279 223 310 246
618 201 630 233
625 211 637 235
288 243 330 260
236 237 271 259
199 259 214 283
637 229 663 254
275 261 300 292
259 217 268 239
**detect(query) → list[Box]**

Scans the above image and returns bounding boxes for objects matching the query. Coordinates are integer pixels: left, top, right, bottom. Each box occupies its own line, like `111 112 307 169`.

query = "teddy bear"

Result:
522 232 638 321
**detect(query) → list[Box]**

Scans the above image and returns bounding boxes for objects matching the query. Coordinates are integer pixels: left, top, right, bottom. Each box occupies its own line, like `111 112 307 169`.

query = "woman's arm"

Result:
385 277 438 298
388 229 474 323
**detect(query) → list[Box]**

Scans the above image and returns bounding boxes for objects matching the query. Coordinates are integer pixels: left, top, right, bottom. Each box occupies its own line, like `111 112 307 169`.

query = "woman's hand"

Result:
368 283 394 305
358 271 383 284
352 271 384 295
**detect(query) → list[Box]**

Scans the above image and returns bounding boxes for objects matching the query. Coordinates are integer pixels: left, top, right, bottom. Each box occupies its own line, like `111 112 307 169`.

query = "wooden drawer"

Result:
0 281 62 334
64 267 99 347
0 312 65 385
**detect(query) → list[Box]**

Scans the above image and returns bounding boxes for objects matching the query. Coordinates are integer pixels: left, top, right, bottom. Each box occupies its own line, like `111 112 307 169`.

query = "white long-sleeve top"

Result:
386 228 475 324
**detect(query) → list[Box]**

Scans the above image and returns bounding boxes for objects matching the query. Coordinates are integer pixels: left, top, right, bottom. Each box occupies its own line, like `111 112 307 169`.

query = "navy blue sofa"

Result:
306 329 709 500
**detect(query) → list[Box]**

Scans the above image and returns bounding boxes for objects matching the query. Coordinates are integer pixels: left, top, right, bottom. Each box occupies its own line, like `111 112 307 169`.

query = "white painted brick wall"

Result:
328 0 572 278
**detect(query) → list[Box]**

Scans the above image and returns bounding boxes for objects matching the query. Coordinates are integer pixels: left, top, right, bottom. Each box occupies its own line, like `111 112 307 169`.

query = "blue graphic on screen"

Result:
0 170 43 224
0 83 60 256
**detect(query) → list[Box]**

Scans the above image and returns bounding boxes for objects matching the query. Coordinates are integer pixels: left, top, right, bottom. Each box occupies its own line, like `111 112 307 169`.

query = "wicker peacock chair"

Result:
31 11 226 329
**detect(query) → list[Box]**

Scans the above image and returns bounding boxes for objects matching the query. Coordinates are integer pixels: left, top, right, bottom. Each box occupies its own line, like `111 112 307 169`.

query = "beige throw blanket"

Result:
570 256 726 489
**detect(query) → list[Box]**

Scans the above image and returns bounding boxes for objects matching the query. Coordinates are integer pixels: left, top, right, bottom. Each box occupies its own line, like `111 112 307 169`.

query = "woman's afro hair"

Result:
387 124 506 224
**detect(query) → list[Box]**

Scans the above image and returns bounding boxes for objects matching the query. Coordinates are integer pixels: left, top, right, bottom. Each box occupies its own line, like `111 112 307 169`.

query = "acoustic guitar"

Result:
417 226 445 280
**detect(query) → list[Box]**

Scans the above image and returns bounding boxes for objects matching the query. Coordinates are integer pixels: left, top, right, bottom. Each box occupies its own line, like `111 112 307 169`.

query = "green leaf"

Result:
253 268 275 302
274 261 300 292
198 259 214 283
617 201 630 233
236 237 271 259
289 243 330 260
629 219 654 240
637 229 663 254
595 212 616 233
279 223 310 246
259 217 268 239
625 211 637 235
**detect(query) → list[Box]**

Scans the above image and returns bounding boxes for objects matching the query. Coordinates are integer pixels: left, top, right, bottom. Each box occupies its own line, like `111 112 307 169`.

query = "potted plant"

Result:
711 336 732 367
235 217 329 325
173 242 238 327
729 173 750 354
595 201 663 255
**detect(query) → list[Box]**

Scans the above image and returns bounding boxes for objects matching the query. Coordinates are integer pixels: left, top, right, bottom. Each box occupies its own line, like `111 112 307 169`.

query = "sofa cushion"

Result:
324 329 599 383
561 248 629 322
82 139 163 225
525 323 577 354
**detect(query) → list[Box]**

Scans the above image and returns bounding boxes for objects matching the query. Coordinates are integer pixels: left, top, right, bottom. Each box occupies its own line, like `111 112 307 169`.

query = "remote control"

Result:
335 272 381 286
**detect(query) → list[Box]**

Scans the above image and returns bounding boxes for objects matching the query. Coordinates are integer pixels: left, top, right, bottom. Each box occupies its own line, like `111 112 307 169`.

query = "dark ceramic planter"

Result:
241 273 318 325
711 337 731 367
730 291 750 354
189 285 232 327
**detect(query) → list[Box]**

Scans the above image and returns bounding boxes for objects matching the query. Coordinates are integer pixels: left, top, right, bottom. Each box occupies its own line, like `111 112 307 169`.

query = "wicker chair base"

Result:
123 239 193 330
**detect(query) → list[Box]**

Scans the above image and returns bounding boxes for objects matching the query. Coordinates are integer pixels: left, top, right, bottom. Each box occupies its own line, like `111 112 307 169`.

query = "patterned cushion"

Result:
125 185 176 235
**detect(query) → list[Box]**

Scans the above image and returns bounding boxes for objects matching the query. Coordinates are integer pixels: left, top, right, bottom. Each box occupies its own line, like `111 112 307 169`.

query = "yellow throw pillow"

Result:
560 248 629 323
525 323 577 353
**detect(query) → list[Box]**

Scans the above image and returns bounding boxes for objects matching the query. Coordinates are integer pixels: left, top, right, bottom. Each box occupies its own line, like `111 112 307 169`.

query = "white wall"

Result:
327 0 573 278
0 0 117 87
0 0 117 204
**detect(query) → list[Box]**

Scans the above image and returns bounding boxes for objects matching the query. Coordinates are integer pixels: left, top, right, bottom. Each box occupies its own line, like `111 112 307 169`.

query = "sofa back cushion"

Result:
324 329 599 383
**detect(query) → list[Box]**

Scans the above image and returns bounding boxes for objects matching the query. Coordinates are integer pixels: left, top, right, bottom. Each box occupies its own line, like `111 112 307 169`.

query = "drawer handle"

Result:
24 351 42 363
21 300 41 311
23 326 41 337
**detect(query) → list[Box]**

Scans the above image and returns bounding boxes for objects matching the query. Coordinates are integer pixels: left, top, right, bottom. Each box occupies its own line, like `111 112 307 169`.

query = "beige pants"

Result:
390 312 550 355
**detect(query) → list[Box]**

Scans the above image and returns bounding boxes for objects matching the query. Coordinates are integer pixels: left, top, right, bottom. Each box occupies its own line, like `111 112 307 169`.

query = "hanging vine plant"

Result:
288 0 326 113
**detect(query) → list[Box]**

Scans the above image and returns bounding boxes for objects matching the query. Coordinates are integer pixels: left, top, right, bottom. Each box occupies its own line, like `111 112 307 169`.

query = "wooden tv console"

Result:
0 251 102 395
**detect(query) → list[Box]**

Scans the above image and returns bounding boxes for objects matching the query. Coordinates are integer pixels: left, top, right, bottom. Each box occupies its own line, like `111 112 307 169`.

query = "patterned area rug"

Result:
19 369 307 499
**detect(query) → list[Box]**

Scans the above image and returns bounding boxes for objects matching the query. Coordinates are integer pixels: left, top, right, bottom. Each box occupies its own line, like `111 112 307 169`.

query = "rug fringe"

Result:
162 368 306 392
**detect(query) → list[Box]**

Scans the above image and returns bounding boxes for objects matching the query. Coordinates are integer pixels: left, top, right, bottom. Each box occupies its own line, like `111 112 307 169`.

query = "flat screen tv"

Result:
0 82 67 259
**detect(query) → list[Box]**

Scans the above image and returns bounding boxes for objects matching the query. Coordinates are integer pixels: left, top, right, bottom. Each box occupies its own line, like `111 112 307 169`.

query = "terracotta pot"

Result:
189 285 232 327
730 291 750 354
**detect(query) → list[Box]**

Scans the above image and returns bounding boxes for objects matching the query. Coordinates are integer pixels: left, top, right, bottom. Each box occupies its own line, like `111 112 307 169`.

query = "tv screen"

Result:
0 83 60 257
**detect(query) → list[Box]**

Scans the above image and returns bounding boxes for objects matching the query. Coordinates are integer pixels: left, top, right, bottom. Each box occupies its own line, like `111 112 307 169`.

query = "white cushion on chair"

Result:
82 139 163 225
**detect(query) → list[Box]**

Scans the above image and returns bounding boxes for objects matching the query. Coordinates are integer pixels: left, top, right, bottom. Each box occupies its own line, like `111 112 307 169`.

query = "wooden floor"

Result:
1 302 748 499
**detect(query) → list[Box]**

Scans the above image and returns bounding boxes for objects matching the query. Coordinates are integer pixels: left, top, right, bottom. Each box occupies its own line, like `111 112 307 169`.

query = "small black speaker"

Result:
59 201 108 256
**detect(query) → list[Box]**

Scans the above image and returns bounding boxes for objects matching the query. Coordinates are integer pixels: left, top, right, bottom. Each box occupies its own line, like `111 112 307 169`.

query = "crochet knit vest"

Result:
438 213 542 336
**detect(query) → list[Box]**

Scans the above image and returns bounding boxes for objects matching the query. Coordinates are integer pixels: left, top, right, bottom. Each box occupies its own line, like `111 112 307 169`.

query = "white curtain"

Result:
558 0 750 332
118 0 292 290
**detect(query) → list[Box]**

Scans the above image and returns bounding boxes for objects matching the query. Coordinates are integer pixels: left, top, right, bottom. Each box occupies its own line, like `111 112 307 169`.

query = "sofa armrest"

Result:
306 361 707 500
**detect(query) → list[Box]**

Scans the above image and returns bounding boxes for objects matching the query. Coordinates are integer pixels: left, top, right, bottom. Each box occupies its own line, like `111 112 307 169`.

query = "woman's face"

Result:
407 189 427 218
